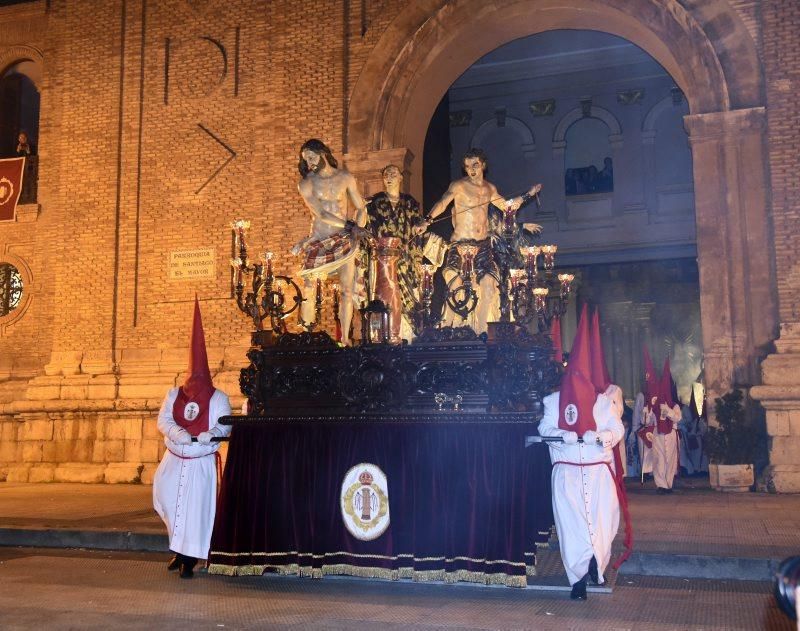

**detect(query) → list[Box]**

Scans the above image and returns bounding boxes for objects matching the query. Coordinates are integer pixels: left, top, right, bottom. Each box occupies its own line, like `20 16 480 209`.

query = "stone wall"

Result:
750 0 800 492
0 0 797 487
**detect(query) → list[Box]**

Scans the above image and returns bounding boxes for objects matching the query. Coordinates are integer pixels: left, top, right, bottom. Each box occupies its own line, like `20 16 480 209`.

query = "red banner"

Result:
0 157 26 222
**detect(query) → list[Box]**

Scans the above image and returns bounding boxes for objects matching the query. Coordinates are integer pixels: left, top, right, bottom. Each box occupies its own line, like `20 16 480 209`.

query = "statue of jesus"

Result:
293 139 367 345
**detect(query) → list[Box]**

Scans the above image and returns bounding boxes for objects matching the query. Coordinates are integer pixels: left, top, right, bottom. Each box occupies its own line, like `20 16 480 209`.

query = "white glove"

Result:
563 431 579 445
172 428 192 445
582 430 598 445
197 431 213 445
598 430 614 448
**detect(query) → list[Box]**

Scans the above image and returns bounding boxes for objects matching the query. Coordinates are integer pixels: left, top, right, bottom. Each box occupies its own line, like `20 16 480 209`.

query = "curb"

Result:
0 529 781 582
621 552 779 582
0 528 168 552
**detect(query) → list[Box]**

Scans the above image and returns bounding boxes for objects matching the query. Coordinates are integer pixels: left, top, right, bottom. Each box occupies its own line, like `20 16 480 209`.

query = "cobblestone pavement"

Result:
0 547 793 630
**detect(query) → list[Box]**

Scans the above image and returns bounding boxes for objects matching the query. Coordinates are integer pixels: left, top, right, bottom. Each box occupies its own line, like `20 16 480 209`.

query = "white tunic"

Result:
649 403 681 490
152 388 232 560
539 391 625 586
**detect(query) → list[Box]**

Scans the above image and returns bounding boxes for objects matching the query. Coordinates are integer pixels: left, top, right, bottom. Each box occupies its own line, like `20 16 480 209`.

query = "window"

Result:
564 118 613 196
0 262 23 318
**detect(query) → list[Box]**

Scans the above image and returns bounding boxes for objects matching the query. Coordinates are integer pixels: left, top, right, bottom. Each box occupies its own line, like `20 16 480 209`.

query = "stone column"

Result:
343 148 414 198
751 324 800 492
683 108 777 409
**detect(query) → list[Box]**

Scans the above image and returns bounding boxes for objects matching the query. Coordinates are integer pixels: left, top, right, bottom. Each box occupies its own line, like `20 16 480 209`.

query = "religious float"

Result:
207 176 572 588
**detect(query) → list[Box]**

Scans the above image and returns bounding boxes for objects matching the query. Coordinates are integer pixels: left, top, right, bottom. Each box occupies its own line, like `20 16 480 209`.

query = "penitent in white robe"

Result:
152 388 231 560
538 391 625 586
649 403 681 490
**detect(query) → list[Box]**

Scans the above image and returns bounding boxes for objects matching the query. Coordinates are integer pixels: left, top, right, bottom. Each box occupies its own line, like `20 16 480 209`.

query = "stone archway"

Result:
344 0 776 417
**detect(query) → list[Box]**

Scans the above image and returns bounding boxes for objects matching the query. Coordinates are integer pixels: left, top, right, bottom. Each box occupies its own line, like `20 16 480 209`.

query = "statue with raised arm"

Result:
293 139 367 345
417 148 541 333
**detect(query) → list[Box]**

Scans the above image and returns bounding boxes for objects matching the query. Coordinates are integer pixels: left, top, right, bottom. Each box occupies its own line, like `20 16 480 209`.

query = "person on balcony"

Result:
153 298 232 578
15 131 33 157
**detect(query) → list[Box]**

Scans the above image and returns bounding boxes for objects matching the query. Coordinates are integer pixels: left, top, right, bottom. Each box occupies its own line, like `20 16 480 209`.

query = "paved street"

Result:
0 547 793 630
1 480 798 629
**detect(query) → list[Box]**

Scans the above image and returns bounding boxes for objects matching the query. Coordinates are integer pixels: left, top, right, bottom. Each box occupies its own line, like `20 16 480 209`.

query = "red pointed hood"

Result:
642 345 659 407
558 304 597 437
550 317 563 364
183 297 214 399
659 357 675 408
172 297 214 436
589 308 612 393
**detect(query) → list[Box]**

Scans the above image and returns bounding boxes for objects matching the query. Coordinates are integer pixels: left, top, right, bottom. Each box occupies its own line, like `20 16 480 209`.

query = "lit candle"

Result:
509 268 526 290
502 204 517 234
520 246 540 278
421 263 435 295
231 219 251 259
230 257 243 286
558 273 574 298
533 286 549 312
541 245 558 270
457 244 479 280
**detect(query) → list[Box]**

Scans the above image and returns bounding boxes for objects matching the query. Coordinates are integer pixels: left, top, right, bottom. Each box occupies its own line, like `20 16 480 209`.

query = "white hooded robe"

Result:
152 388 232 560
538 388 625 586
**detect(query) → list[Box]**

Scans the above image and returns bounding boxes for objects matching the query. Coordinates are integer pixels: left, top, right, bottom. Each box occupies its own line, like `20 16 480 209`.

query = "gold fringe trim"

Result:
208 562 303 577
321 564 399 581
208 561 532 588
210 549 529 566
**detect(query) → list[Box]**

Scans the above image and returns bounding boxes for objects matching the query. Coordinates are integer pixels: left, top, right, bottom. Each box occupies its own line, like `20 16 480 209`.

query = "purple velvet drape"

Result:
209 418 553 586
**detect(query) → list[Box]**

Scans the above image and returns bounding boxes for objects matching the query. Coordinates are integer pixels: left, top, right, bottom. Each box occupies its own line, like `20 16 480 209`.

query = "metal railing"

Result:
19 155 38 205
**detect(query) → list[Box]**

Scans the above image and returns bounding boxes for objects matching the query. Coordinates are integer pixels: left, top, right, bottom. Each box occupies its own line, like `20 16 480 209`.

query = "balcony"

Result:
19 155 38 205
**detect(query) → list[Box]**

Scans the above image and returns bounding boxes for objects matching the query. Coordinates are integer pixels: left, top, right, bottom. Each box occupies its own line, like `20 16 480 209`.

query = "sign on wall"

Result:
169 248 216 280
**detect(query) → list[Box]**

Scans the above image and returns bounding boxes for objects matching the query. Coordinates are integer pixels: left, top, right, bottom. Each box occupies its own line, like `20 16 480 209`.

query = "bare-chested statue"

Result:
292 139 367 345
418 148 542 333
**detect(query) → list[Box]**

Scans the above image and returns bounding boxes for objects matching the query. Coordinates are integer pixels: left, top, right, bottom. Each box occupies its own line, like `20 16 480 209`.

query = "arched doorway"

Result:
419 29 701 400
0 60 40 157
0 48 43 205
345 0 776 411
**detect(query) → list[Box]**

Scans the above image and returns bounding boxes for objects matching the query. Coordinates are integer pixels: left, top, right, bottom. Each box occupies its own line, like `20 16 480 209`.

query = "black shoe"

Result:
665 487 674 494
167 554 182 571
179 557 197 579
656 487 667 495
588 556 599 584
570 579 587 600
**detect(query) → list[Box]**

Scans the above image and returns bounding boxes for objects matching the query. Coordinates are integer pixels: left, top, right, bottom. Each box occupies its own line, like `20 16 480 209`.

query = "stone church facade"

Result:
0 0 798 490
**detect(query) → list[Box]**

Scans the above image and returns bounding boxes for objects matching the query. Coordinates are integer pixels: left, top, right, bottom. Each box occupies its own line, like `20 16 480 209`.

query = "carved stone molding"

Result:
344 147 414 198
684 107 766 142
